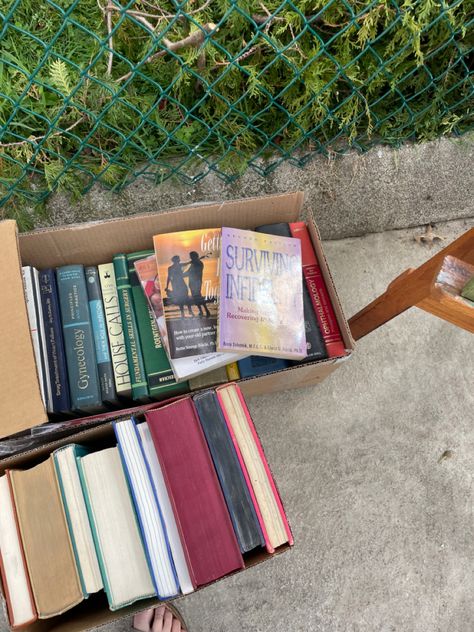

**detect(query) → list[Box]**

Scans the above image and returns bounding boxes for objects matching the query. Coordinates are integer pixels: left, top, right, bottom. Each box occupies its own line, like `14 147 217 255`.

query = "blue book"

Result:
38 269 71 414
114 418 179 599
237 356 289 378
84 266 118 406
56 265 103 413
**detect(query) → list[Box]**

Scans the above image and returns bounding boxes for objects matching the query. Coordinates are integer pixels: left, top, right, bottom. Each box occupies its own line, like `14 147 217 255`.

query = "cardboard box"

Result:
0 191 354 441
0 191 354 630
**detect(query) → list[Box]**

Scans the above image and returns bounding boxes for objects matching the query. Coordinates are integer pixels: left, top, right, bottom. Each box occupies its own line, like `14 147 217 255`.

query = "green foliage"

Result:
0 0 472 218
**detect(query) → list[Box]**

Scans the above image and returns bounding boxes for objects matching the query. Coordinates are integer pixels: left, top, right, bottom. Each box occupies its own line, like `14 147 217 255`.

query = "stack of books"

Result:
0 384 292 627
21 222 346 420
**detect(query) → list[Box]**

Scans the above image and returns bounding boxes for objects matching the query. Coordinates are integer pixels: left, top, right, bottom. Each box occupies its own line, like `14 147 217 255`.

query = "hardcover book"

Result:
145 398 244 587
193 390 265 553
218 227 307 360
113 255 149 401
216 383 293 554
38 268 71 414
126 252 187 399
237 356 289 378
114 418 179 598
77 447 156 610
56 265 103 413
52 445 103 596
0 473 37 628
136 422 194 595
255 223 328 362
9 457 84 618
289 222 346 358
85 266 118 406
98 263 132 399
134 254 241 382
22 266 49 409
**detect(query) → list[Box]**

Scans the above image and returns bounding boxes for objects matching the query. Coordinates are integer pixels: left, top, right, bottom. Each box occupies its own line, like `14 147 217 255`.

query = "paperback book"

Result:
153 228 222 359
135 252 242 382
218 227 307 360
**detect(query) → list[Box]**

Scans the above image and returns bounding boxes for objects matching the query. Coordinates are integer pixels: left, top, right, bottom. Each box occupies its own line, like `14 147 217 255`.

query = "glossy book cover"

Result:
218 227 306 360
154 229 221 359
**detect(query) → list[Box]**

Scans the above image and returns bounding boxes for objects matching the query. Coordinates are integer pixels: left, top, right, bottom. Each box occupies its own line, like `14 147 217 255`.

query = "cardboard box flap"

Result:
0 221 47 439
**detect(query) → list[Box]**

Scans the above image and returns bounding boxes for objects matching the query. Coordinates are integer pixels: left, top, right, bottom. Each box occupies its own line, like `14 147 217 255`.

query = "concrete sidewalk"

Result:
1 217 472 632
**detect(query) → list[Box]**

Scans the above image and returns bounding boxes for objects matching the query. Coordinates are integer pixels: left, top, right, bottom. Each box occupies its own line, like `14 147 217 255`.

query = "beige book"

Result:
9 457 83 618
217 384 289 550
78 447 155 610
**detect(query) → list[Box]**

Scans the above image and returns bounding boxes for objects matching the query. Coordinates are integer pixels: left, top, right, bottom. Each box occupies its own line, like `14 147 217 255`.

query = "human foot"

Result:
133 605 187 632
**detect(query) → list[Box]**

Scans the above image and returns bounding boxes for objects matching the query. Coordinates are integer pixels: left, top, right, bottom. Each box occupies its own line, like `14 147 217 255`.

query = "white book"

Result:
22 266 48 408
114 419 179 598
0 474 36 628
53 445 103 595
32 268 53 412
78 447 155 610
136 422 194 595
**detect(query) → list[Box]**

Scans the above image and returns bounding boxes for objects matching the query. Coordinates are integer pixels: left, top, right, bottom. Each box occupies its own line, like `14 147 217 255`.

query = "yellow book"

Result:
226 362 240 381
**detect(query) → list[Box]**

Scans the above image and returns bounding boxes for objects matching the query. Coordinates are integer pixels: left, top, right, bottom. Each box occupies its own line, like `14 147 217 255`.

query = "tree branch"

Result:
117 22 216 82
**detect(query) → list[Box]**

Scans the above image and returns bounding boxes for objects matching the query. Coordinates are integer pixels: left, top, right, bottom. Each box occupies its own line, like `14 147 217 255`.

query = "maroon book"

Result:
145 398 244 587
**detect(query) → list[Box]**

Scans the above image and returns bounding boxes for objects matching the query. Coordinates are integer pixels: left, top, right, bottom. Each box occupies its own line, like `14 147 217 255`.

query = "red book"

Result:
145 398 244 587
289 222 346 358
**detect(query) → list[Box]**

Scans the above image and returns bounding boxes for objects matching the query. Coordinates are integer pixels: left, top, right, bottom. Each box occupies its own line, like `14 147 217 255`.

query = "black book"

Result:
255 222 328 362
193 390 265 554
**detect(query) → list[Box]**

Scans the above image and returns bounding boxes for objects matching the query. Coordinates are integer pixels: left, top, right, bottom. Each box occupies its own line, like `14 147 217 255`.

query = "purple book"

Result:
217 227 306 360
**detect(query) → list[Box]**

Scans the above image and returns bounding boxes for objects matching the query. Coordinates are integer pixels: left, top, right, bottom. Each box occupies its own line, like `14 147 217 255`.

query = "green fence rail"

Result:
0 0 472 216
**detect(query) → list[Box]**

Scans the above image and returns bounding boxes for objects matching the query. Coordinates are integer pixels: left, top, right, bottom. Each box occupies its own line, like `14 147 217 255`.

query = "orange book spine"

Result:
289 222 346 358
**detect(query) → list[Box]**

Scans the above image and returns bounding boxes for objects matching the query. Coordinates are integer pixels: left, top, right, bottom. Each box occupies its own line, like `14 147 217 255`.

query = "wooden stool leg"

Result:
349 269 419 340
348 227 474 340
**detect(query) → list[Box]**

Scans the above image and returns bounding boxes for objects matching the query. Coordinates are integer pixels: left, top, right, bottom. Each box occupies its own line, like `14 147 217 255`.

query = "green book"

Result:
127 251 188 399
113 254 149 401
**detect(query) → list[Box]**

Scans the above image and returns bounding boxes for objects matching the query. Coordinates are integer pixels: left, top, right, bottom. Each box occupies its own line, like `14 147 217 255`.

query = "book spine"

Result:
21 267 47 408
225 362 240 381
32 268 53 410
38 269 71 414
56 265 102 413
113 255 149 401
127 254 187 400
255 223 327 362
52 452 88 598
85 267 118 406
289 222 346 358
98 264 132 399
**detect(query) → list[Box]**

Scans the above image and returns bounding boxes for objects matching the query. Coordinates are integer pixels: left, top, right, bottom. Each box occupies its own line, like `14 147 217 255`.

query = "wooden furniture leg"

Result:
349 228 474 341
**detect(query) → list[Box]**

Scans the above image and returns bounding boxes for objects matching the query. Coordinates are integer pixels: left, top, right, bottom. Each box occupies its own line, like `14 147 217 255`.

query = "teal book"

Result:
113 254 149 401
56 265 103 413
85 266 119 406
127 251 188 400
52 444 103 597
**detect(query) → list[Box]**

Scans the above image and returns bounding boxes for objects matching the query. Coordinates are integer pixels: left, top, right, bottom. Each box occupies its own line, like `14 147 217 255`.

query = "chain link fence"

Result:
0 0 472 216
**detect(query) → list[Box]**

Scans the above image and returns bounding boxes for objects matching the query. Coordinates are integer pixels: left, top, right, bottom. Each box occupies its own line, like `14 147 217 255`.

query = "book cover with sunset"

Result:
154 229 221 359
218 227 307 360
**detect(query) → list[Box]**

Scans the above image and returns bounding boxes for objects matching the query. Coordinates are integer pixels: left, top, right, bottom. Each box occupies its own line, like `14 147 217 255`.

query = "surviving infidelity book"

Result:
218 227 306 360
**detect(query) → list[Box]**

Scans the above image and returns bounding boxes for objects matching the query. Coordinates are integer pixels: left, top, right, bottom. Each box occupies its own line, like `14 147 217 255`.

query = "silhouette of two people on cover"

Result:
165 251 212 319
